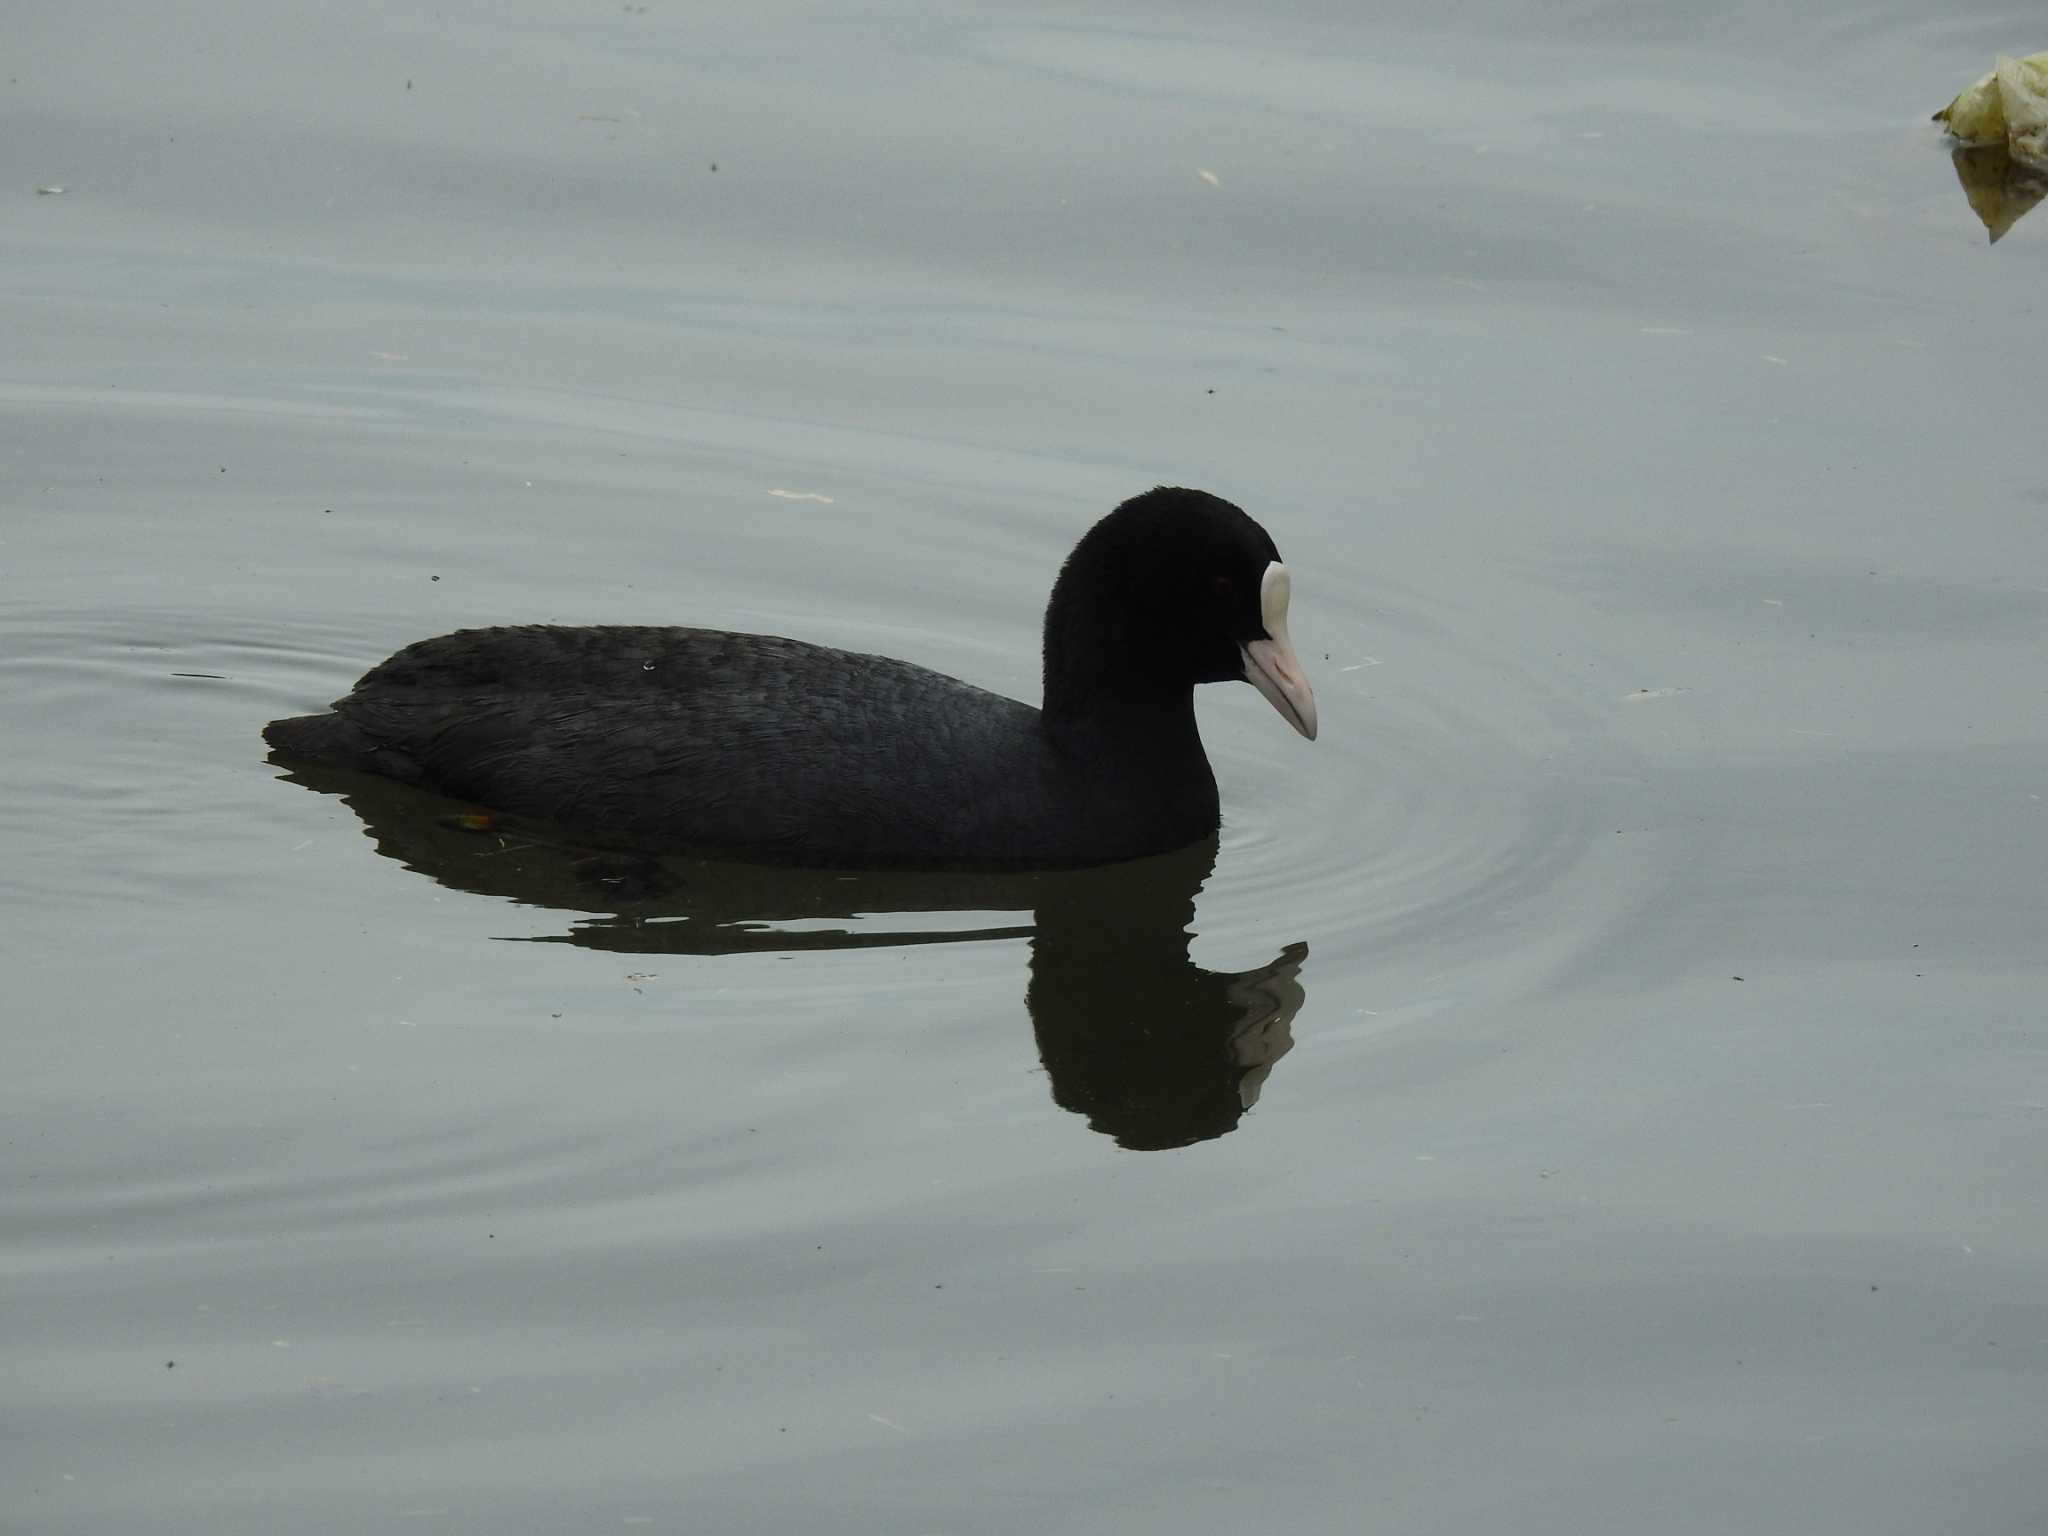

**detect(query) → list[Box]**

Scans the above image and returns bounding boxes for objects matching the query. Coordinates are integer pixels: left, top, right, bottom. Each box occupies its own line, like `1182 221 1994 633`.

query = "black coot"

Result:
263 486 1316 869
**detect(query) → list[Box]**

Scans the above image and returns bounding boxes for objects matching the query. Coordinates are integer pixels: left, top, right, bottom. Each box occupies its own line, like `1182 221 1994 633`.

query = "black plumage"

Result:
263 486 1316 868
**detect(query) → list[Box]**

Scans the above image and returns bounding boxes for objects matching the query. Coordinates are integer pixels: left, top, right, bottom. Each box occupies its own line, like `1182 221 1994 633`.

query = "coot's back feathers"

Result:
263 487 1315 869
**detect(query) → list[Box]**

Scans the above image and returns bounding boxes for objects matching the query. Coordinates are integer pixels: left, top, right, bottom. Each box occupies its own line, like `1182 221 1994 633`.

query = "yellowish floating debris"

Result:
1934 52 2048 157
1934 53 2048 240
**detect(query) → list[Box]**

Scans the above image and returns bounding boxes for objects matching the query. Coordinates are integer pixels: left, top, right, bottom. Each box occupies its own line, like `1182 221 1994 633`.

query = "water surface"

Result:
5 3 2045 1532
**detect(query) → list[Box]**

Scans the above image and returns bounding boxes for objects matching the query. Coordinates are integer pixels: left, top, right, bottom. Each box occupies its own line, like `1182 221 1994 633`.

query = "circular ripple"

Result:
1196 546 1674 1010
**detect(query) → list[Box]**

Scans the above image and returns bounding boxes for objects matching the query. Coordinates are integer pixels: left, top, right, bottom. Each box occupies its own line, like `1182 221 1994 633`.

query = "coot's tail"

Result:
263 711 373 765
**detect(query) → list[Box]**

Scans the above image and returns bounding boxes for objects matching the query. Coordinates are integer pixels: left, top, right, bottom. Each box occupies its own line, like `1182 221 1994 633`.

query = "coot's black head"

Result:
1041 487 1317 740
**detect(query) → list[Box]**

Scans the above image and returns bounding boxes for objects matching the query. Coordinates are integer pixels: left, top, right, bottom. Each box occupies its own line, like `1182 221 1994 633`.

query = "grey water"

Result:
5 3 2046 1532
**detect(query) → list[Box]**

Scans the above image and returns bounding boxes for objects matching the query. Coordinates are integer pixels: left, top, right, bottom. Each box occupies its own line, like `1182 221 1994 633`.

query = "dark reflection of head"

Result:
271 757 1307 1149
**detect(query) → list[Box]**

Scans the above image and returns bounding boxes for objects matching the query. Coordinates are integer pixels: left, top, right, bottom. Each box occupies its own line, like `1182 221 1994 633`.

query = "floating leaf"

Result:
1935 53 2048 239
1933 52 2048 162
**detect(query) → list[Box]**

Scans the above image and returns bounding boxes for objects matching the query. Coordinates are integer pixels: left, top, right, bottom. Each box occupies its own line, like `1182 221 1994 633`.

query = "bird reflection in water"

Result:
272 757 1307 1150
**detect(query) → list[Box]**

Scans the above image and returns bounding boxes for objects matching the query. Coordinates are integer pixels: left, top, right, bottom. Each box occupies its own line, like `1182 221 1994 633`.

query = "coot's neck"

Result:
1042 629 1215 819
1041 578 1206 755
1035 516 1224 845
1040 681 1219 854
1038 503 1218 818
1041 679 1205 756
